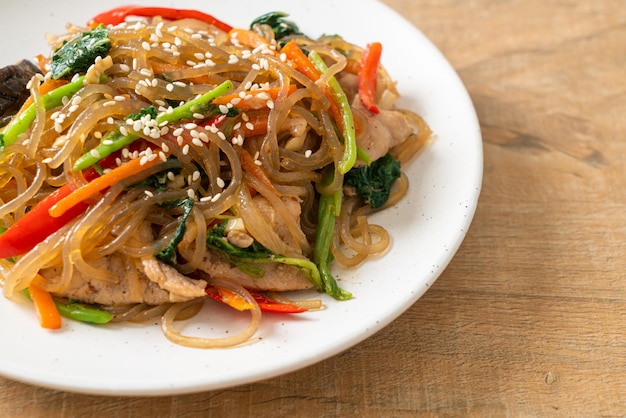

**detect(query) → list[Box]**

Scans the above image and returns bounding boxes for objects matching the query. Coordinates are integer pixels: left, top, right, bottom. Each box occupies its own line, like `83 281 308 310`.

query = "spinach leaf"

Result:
50 25 112 80
344 153 401 209
251 12 302 40
155 198 194 265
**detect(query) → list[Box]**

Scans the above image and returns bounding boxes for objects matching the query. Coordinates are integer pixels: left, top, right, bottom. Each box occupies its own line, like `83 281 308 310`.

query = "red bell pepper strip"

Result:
0 149 127 259
87 6 233 32
358 42 383 114
0 168 99 259
205 285 307 314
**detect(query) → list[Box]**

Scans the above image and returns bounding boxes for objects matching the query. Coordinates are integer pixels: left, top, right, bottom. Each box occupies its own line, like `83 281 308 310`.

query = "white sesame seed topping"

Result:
167 171 176 181
305 150 312 158
145 190 154 197
211 193 222 203
192 137 203 147
182 144 190 155
142 41 151 51
90 149 101 158
216 177 225 188
187 189 196 199
192 171 201 181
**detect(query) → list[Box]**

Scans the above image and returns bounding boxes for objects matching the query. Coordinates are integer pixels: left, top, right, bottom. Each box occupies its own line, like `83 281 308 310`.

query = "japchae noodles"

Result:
0 8 431 348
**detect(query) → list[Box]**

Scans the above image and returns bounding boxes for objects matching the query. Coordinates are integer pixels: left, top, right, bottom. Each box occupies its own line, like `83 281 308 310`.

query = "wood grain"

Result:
2 0 626 416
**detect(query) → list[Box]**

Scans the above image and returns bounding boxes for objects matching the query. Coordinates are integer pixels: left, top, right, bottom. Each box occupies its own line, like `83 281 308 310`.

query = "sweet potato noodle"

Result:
0 13 431 348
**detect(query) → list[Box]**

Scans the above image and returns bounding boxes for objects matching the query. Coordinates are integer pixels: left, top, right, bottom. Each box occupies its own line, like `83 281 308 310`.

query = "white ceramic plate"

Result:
0 0 482 396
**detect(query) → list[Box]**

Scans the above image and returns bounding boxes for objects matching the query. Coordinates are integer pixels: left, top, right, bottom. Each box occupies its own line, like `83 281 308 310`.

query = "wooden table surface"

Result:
2 0 625 416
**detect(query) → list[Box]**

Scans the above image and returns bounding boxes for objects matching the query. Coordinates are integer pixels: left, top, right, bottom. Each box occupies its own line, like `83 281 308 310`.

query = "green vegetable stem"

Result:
308 50 357 175
0 76 87 149
73 80 234 170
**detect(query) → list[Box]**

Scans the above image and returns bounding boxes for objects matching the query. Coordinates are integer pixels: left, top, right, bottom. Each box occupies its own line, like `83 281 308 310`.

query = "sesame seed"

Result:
42 157 52 164
107 117 114 124
184 123 197 130
102 139 114 145
305 150 312 158
182 144 190 155
200 196 212 202
193 113 204 119
233 122 242 130
245 122 254 130
187 189 196 199
159 151 168 162
279 53 287 62
216 177 225 188
151 79 158 87
251 64 261 71
177 136 184 146
119 126 128 136
218 105 229 114
90 149 101 158
192 171 201 181
267 100 275 109
217 131 226 140
174 37 182 46
114 95 126 101
173 127 184 136
192 137 203 147
167 172 176 181
198 132 209 142
115 158 122 166
142 41 151 51
103 101 116 107
211 193 222 202
120 64 130 72
68 105 79 113
145 190 154 197
166 83 174 92
71 96 83 106
254 160 263 166
94 131 103 139
122 148 130 158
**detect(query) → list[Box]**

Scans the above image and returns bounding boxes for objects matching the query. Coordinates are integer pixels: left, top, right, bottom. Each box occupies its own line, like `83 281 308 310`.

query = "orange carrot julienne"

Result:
28 282 62 329
49 157 161 218
241 114 269 137
281 40 321 82
211 85 297 110
281 41 344 129
240 148 279 195
228 28 270 49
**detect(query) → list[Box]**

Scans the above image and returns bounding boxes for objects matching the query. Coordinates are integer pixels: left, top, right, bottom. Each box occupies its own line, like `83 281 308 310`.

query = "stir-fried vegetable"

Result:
26 282 62 329
345 153 401 209
250 12 302 41
358 42 383 114
87 6 233 32
50 25 111 80
73 80 234 170
155 198 195 265
0 168 99 259
0 76 87 148
206 285 307 314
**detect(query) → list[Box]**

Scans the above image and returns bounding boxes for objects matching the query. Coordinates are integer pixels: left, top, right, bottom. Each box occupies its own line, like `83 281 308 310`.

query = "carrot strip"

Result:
281 41 344 129
212 85 297 110
241 114 269 137
240 148 279 195
28 282 62 330
228 28 270 49
49 157 161 218
281 40 321 82
150 61 212 84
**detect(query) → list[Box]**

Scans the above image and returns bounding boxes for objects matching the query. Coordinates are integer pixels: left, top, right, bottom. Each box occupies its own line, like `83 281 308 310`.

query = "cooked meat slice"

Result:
43 253 174 305
0 60 42 117
352 95 414 163
252 194 302 249
198 250 313 291
141 258 207 302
